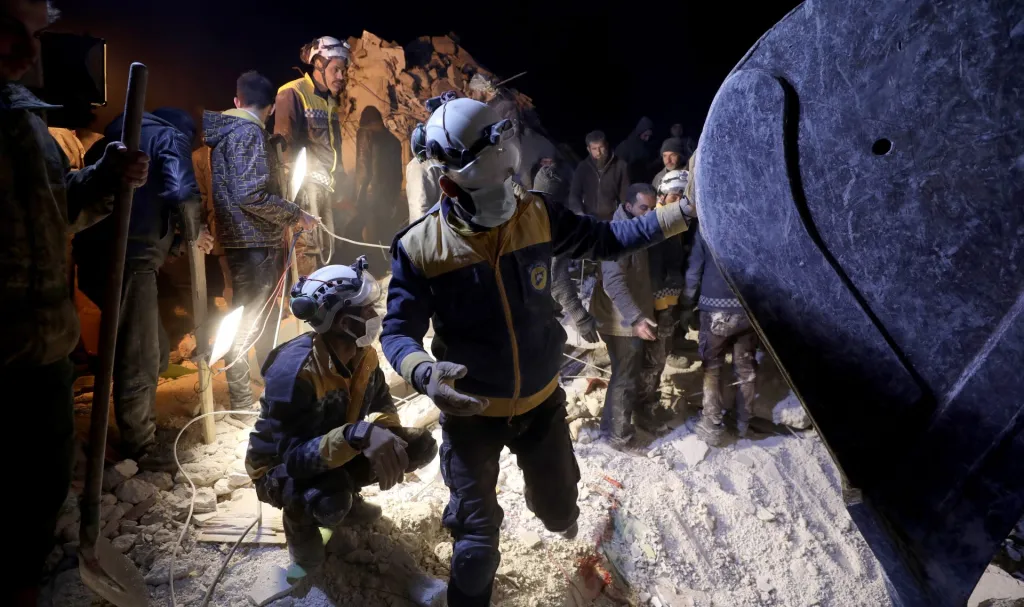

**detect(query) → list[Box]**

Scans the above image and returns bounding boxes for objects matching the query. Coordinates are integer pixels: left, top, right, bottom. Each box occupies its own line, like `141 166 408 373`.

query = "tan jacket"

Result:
590 205 655 337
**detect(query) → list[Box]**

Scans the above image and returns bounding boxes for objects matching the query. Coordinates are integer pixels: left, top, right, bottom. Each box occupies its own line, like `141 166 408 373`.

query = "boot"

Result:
283 511 326 576
694 414 726 447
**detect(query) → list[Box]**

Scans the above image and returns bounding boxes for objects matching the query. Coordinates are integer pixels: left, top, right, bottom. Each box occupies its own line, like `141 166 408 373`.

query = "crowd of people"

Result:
0 1 758 604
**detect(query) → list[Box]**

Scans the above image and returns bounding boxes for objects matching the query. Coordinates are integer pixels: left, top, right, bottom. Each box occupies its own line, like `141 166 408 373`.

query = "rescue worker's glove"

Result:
361 426 409 491
573 311 600 344
413 361 490 417
656 307 677 339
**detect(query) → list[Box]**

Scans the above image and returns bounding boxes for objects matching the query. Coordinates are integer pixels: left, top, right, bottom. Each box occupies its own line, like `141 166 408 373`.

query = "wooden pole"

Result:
188 244 216 444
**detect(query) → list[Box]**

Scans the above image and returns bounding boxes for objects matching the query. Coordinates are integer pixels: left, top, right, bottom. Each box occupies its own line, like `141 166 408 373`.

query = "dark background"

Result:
53 0 800 150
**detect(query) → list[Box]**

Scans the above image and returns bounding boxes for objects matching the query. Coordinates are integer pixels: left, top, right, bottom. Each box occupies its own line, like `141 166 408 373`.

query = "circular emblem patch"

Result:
529 263 549 291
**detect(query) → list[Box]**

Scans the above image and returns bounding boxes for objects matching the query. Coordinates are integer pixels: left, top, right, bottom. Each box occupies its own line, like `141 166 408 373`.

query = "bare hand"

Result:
196 226 215 255
295 210 318 233
100 141 150 188
633 318 658 341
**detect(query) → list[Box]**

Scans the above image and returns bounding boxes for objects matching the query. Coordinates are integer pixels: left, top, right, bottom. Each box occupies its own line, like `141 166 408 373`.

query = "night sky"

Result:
55 0 800 149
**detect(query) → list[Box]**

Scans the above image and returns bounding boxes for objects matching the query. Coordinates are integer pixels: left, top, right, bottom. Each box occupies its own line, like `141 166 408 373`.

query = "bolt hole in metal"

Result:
872 138 893 156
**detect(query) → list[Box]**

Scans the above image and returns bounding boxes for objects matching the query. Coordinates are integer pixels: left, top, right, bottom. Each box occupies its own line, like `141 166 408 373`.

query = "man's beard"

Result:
595 154 609 168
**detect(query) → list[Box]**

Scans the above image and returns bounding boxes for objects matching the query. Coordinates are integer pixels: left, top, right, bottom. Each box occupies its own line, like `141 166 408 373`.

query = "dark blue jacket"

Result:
685 229 743 313
74 110 200 270
381 182 688 419
203 110 300 248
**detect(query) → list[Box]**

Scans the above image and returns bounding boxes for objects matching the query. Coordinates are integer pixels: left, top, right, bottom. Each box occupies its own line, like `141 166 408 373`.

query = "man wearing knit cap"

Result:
653 137 688 190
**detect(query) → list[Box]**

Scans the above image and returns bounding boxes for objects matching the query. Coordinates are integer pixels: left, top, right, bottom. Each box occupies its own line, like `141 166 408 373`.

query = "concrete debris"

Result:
518 530 543 549
116 478 158 504
101 493 117 507
136 470 174 491
569 418 585 441
123 494 157 521
734 453 756 468
103 459 139 491
231 487 256 502
756 574 774 593
112 534 136 553
772 391 813 430
175 462 226 487
756 507 777 522
433 542 453 563
145 556 194 585
193 487 218 514
246 565 296 607
344 549 375 564
227 471 252 489
139 503 171 526
213 478 232 497
675 435 710 467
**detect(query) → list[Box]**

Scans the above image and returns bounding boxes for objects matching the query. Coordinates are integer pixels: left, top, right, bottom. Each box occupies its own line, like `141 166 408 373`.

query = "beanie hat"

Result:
660 137 686 155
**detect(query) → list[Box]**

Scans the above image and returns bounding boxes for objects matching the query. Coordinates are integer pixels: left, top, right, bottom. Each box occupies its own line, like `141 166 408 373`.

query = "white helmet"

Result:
301 36 351 65
423 97 521 191
658 169 689 196
289 256 381 334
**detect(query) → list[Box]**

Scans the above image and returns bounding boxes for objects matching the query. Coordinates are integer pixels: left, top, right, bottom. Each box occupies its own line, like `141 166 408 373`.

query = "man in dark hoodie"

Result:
354 105 402 246
75 107 213 468
568 130 629 220
615 117 659 183
204 70 316 418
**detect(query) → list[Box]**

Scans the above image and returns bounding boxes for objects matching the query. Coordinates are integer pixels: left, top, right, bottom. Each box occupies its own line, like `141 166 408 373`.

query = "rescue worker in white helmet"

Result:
381 93 692 606
245 256 438 577
275 36 351 273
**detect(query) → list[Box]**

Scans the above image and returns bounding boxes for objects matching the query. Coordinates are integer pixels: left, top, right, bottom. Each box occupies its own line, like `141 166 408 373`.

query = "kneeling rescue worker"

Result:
245 256 438 575
381 94 692 606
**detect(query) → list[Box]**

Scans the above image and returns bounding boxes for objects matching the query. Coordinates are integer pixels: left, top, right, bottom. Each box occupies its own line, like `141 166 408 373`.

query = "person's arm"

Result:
231 127 302 226
550 254 588 320
364 367 403 429
273 88 305 164
601 257 644 327
685 231 706 302
157 131 203 240
381 240 436 388
65 143 119 233
567 166 585 215
545 195 687 262
249 375 335 481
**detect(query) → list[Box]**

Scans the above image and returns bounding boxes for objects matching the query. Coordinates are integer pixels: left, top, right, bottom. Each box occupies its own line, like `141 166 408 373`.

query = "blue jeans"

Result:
438 389 580 606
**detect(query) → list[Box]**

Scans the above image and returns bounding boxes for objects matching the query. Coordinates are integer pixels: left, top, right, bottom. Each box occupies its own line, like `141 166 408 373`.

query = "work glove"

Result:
361 426 409 491
574 311 600 344
413 361 490 417
656 307 676 339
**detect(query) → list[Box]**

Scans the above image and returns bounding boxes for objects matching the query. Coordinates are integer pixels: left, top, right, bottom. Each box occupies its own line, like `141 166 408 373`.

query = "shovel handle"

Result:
80 62 148 553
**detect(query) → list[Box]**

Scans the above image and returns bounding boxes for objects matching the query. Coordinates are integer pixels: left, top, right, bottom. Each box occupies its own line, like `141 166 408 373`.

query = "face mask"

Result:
465 177 518 228
344 314 382 347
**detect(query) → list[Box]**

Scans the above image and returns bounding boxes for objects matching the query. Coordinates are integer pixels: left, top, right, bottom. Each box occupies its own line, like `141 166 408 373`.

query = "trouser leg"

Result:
601 334 644 441
113 270 160 455
438 415 505 606
696 312 729 445
510 390 581 533
223 248 281 411
6 358 74 598
732 328 759 435
638 332 670 411
296 184 327 275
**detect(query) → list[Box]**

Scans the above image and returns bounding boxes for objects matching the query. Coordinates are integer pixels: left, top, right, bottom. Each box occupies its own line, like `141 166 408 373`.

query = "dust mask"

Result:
464 177 518 228
345 314 382 347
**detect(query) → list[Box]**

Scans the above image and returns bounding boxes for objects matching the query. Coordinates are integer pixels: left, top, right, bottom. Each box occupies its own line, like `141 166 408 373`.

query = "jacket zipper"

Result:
490 225 521 420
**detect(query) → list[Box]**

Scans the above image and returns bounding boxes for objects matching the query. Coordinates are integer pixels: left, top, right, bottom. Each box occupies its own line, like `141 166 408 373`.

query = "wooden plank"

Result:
197 494 287 544
187 242 216 444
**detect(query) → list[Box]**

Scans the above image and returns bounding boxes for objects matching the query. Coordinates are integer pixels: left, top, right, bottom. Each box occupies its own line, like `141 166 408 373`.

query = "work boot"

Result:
338 494 382 527
694 414 726 447
558 521 579 540
284 512 326 577
135 442 193 472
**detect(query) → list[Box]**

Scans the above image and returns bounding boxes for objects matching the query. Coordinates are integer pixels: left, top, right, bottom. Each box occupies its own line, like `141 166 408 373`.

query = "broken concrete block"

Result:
116 478 157 505
136 471 174 492
123 495 157 521
519 530 543 549
756 507 777 522
247 565 296 607
772 392 812 429
228 471 251 489
675 435 710 467
175 462 225 488
434 542 453 563
103 459 139 491
145 557 193 585
193 488 217 514
139 503 170 526
213 478 232 497
112 534 136 553
734 453 755 468
756 575 774 592
101 493 117 507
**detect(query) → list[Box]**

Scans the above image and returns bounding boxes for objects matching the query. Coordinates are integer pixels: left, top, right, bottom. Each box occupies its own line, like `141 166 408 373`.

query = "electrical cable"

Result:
315 218 390 250
169 410 261 607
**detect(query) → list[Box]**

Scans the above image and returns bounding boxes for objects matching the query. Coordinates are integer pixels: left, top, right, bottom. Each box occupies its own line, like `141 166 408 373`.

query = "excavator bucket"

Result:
696 1 1024 605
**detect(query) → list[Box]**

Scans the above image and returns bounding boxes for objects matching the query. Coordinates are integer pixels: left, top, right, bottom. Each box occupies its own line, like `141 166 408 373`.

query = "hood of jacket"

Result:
629 116 655 139
202 109 263 148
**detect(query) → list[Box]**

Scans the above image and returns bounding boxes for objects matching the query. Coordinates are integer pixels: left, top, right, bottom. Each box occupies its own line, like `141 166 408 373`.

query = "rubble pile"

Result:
338 31 552 180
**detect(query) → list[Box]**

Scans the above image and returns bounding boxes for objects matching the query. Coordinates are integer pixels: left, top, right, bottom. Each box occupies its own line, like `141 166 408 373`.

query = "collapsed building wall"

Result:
338 31 572 192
